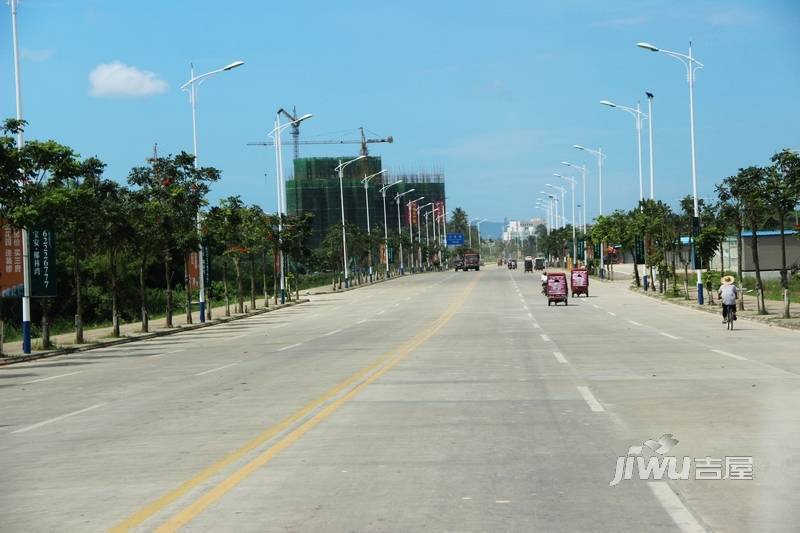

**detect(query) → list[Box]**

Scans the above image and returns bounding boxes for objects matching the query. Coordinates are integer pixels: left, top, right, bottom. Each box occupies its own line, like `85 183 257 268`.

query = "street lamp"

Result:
554 173 577 262
475 218 488 257
181 59 245 322
645 92 655 199
395 188 415 275
419 203 434 269
539 192 559 228
574 144 608 277
267 112 312 304
600 99 648 203
362 169 387 282
9 0 33 353
423 209 432 268
335 155 367 288
380 180 402 277
561 161 587 234
408 197 425 272
546 183 566 230
638 41 705 303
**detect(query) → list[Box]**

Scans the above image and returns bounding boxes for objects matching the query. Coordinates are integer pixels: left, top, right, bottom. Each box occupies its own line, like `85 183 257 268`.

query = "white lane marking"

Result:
647 482 706 533
533 323 541 329
576 386 605 412
357 319 368 324
495 500 511 504
393 303 400 308
12 403 108 434
659 332 680 340
712 349 747 361
592 304 600 309
22 371 81 384
607 311 617 317
194 362 240 376
323 328 342 336
540 334 551 342
278 343 302 352
523 305 529 310
628 320 643 326
527 312 533 319
227 334 247 341
553 351 568 364
377 310 386 315
151 348 185 358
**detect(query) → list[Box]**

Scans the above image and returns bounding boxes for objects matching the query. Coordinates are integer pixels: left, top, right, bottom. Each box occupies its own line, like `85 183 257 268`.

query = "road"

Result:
1 266 798 532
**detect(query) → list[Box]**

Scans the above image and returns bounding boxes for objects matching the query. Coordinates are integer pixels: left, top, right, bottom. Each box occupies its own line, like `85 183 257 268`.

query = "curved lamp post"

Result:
362 169 387 282
395 189 415 274
267 112 312 303
181 59 245 321
600 99 648 203
638 41 705 303
379 179 402 277
334 155 366 287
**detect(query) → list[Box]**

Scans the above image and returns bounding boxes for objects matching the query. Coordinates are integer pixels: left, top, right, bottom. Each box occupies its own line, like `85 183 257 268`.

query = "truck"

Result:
461 251 480 271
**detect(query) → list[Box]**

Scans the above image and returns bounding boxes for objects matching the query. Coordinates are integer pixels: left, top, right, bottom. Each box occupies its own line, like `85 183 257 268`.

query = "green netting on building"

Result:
287 158 446 247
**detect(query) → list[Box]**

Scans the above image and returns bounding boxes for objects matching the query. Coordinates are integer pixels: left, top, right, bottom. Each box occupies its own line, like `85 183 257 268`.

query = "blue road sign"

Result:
446 233 465 246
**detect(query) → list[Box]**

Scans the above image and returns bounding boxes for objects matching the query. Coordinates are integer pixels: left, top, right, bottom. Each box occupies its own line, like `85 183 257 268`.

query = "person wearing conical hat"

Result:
718 275 738 323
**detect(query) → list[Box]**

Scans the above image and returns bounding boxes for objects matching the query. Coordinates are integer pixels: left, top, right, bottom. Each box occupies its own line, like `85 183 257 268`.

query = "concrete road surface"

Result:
1 267 798 532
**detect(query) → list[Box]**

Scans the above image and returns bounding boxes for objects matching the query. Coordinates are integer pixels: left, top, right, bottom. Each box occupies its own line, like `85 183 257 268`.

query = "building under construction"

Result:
286 158 446 247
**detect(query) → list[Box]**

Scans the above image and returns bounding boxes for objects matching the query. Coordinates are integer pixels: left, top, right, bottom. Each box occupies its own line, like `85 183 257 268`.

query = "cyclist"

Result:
718 275 738 323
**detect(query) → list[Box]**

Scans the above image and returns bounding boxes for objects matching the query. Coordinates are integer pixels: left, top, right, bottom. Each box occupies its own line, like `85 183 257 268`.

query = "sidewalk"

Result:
0 295 303 364
611 263 800 330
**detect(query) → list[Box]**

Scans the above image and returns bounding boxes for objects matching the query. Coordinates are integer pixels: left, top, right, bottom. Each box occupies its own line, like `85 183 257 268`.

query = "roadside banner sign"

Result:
188 245 210 290
446 233 464 246
188 251 200 290
29 228 57 297
0 221 25 298
201 245 210 286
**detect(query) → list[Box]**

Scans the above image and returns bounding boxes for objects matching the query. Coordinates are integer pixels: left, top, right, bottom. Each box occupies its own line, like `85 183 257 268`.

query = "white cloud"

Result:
22 48 55 62
89 61 168 98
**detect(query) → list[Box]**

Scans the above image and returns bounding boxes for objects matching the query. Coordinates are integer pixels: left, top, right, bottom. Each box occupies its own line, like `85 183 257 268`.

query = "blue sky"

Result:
2 1 798 225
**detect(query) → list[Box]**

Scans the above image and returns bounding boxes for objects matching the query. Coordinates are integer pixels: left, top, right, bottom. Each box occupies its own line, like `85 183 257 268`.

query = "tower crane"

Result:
249 126 393 158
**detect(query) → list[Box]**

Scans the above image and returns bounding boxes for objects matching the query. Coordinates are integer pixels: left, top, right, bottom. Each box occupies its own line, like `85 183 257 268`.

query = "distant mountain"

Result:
478 221 504 240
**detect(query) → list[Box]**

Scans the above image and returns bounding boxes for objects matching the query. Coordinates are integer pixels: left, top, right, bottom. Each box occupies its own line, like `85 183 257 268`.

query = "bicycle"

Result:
722 304 736 331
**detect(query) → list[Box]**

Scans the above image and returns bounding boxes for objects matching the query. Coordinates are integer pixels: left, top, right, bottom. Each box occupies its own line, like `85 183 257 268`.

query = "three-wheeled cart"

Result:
570 268 589 297
524 257 533 272
546 272 568 306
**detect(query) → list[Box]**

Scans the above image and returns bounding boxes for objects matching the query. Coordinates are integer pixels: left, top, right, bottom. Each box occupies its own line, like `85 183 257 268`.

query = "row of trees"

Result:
590 148 799 317
1 119 314 349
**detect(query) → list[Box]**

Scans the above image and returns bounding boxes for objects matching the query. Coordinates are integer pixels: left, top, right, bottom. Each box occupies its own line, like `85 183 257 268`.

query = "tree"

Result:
280 212 314 298
724 166 770 314
96 181 134 337
128 152 219 326
11 141 105 344
205 196 247 314
767 149 800 318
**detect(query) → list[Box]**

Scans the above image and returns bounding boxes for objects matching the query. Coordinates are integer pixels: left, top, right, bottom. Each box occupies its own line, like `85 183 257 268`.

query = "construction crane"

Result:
249 126 393 158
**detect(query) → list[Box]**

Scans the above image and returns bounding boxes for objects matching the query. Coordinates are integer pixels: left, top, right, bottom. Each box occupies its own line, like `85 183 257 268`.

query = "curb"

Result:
303 270 433 296
0 299 308 367
627 287 800 331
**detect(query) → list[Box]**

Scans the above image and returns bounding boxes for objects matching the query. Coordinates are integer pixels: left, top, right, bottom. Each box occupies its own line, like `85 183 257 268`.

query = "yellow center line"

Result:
111 274 478 532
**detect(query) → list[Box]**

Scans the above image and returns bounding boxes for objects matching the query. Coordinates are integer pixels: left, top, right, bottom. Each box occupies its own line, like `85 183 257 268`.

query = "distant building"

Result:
503 218 545 242
286 157 445 247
